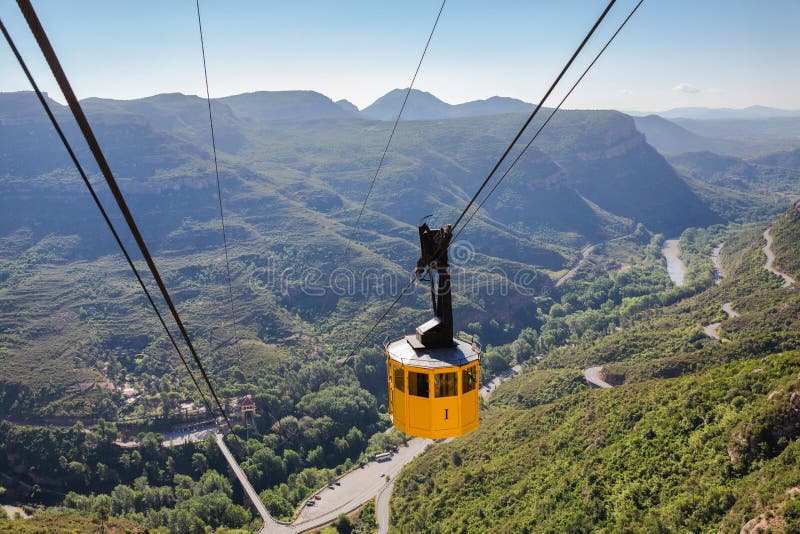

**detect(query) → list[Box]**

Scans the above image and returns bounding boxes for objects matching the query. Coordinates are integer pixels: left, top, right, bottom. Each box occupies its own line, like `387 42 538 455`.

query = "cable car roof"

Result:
386 335 480 370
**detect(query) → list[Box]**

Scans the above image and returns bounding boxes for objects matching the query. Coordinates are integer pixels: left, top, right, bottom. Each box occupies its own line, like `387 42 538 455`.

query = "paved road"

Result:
722 302 740 319
163 423 217 447
556 225 641 287
584 366 613 388
292 438 431 532
702 321 722 340
216 435 432 533
763 227 796 288
702 302 739 341
2 505 29 519
702 243 738 340
480 364 522 401
215 433 283 532
556 243 598 287
376 478 396 534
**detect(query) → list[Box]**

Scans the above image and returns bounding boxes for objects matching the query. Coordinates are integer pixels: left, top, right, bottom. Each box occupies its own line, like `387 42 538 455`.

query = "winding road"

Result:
480 364 522 401
556 224 641 287
556 243 598 287
722 302 740 318
376 478 396 534
583 366 613 389
763 227 796 288
702 302 740 341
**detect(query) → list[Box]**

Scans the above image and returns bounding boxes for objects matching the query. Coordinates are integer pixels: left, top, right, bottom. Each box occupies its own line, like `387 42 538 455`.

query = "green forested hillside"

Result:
0 90 719 419
0 511 145 533
393 353 800 533
773 202 800 277
392 204 800 532
543 219 800 380
667 150 800 222
2 86 799 531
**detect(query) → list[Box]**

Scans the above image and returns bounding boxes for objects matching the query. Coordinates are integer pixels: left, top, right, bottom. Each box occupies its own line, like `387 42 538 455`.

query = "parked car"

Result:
306 501 315 507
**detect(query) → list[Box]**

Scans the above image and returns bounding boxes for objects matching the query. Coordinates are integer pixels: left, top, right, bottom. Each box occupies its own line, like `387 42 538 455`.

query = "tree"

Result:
259 489 293 518
225 502 252 527
191 452 208 475
307 445 325 467
166 456 176 475
111 484 136 515
198 470 232 497
484 350 511 375
334 514 354 534
97 504 109 533
353 499 378 533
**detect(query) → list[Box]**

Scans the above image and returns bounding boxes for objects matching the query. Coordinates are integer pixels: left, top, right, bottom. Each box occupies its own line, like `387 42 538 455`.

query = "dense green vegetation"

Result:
0 509 146 533
490 368 586 408
0 91 721 528
773 202 800 277
476 228 717 376
392 203 800 532
2 88 800 531
0 422 259 531
393 352 800 532
391 203 800 532
590 224 799 384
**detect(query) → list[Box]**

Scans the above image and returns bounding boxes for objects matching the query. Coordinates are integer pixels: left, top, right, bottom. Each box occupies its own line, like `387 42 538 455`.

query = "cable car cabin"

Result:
386 223 481 439
386 334 480 439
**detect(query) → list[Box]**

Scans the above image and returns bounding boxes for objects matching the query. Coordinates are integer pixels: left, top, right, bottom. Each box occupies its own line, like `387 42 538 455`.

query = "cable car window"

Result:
408 371 429 398
462 366 477 393
393 366 405 392
434 372 458 397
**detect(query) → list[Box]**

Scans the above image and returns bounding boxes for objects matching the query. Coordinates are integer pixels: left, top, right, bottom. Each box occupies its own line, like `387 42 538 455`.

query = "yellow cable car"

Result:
386 223 481 439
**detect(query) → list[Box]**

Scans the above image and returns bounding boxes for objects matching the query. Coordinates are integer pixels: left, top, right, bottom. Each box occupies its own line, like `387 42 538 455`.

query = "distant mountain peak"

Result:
217 90 357 121
335 99 360 114
0 90 65 121
361 89 534 121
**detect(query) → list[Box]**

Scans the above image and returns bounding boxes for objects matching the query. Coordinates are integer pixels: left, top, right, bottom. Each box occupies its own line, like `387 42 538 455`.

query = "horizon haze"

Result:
1 0 799 111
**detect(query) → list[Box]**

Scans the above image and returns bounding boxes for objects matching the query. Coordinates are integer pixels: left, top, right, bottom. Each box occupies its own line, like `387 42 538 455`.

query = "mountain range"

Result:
5 87 800 420
630 105 800 120
0 89 721 241
2 84 800 532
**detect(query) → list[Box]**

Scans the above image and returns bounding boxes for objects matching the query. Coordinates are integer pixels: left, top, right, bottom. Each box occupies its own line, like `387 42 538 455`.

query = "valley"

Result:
391 204 800 532
1 87 799 532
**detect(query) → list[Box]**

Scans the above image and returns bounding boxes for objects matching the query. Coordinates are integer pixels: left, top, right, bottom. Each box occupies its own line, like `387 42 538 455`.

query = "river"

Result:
662 239 687 286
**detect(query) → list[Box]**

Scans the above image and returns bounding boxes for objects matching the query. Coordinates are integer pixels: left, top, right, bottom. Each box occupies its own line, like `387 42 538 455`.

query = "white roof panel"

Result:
386 335 480 369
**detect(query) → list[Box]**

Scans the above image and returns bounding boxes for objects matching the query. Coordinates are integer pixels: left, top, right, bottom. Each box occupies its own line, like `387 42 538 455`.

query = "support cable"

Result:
338 276 417 365
342 0 447 262
335 0 445 364
450 0 617 233
195 0 243 360
16 0 238 437
454 0 645 242
0 16 216 420
341 0 634 361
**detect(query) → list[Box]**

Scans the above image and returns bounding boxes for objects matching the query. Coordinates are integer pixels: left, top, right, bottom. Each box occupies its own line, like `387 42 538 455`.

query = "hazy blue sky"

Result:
1 0 798 111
